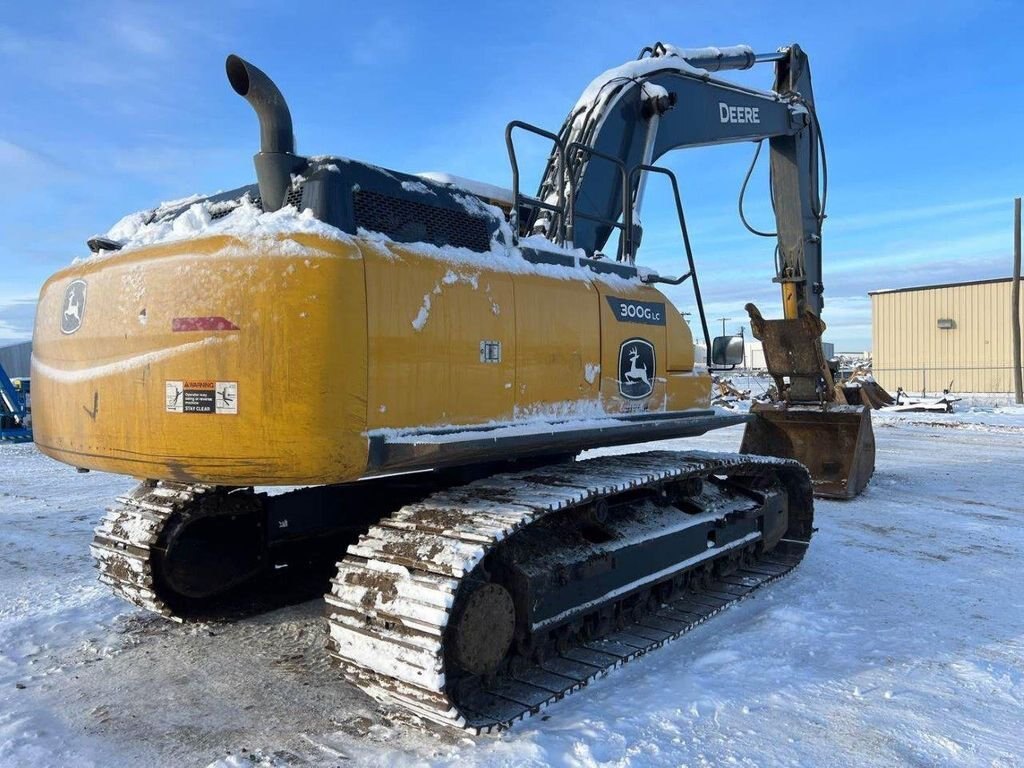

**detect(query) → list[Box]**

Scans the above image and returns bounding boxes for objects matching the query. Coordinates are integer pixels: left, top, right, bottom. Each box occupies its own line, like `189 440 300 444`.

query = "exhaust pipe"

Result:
226 54 306 211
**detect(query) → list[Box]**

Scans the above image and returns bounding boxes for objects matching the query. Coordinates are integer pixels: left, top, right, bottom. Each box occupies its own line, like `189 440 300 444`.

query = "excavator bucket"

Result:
740 401 875 499
740 304 875 499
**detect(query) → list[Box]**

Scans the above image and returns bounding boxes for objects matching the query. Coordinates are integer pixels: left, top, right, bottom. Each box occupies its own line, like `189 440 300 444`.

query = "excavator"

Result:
31 43 874 731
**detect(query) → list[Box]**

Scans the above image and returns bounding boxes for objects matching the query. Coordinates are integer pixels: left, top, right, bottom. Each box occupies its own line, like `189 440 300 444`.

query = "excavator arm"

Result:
531 43 874 498
536 43 822 317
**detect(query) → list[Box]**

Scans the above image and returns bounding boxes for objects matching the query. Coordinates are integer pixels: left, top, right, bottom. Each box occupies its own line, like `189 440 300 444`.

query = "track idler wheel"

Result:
450 582 516 676
156 490 266 605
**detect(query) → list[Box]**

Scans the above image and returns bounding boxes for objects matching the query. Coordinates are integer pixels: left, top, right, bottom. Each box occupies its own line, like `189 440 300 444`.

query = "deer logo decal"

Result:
617 338 656 400
61 279 87 334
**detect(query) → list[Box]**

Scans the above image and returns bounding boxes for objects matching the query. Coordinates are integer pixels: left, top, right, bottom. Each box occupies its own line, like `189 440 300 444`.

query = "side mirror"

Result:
711 335 744 368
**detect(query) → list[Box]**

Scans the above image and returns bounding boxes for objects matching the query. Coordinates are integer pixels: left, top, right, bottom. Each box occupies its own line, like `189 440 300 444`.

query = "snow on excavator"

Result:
31 43 870 730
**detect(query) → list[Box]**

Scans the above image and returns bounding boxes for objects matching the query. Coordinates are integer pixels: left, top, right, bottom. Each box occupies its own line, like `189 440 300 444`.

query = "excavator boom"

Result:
528 42 874 497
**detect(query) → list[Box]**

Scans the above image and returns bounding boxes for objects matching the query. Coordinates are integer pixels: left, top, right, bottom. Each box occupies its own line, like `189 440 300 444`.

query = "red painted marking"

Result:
171 317 240 332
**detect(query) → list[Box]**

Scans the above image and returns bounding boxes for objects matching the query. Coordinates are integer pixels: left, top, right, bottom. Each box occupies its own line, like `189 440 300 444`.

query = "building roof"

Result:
869 276 1015 296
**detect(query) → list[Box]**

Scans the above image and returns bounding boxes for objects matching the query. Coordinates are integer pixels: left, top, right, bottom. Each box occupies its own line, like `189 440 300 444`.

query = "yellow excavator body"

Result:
26 45 875 732
31 232 710 486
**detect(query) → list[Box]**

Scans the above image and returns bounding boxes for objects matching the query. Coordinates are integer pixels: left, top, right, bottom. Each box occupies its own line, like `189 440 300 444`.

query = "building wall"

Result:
871 279 1023 393
743 340 766 370
737 341 833 371
0 341 32 379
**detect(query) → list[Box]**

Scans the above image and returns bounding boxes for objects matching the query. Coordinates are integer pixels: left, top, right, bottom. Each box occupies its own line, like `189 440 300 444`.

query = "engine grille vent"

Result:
208 185 300 221
285 185 303 209
208 198 249 220
354 189 491 252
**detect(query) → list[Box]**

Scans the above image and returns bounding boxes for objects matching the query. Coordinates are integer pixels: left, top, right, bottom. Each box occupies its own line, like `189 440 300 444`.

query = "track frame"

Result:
325 450 813 732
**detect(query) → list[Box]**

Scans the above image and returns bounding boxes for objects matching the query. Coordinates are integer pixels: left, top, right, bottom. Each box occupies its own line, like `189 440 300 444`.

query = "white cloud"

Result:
828 196 1010 234
0 296 37 343
347 17 415 69
110 144 235 178
111 16 172 58
0 138 70 190
0 139 35 167
0 3 215 92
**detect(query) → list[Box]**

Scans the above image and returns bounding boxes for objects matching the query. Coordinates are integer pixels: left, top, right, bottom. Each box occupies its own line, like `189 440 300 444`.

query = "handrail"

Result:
565 141 634 262
505 123 710 367
505 121 567 245
628 164 712 366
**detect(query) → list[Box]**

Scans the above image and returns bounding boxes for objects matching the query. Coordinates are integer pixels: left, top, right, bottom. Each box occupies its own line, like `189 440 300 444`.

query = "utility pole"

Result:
716 317 731 337
1013 197 1022 405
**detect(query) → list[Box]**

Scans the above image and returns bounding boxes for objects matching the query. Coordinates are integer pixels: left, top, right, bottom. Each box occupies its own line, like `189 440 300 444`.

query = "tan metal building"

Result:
870 277 1023 394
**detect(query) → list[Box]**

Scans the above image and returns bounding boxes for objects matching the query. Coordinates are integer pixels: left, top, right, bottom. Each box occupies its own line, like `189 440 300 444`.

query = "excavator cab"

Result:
739 305 875 499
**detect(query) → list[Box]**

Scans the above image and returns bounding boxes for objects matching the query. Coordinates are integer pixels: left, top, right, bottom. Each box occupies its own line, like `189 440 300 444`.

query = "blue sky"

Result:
2 0 1021 351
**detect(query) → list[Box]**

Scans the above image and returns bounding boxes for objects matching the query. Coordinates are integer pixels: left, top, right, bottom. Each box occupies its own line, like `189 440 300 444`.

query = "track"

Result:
91 481 278 619
91 482 206 620
325 450 813 733
92 451 813 734
89 467 526 621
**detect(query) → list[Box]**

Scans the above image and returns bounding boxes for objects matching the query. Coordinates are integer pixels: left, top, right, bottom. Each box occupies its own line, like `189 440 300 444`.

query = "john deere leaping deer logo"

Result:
61 279 87 335
618 338 655 400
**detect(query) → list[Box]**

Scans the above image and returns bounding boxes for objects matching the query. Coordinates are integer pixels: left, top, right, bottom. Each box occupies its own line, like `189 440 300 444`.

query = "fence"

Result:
871 365 1019 396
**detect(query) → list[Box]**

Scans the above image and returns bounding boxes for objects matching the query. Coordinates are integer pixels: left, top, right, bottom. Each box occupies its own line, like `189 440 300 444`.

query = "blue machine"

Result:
0 363 31 442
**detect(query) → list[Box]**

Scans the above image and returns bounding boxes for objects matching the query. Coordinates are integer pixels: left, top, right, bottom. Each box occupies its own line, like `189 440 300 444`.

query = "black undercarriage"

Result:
92 450 812 731
441 462 810 717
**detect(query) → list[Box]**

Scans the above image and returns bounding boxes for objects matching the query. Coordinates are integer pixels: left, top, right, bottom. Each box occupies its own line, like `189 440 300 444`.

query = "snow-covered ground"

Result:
2 406 1023 767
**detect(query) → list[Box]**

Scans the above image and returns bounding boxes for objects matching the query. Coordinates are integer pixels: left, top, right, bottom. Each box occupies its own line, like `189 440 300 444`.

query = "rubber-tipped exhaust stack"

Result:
226 54 307 211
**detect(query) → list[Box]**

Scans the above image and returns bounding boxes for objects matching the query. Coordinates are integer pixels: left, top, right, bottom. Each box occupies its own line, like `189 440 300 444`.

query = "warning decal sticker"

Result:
166 381 238 414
